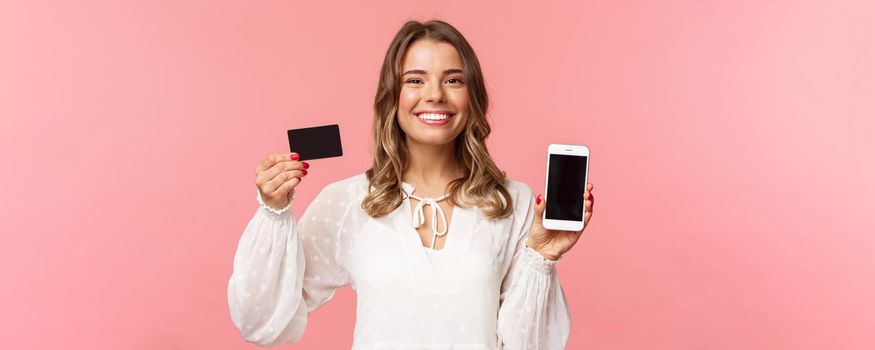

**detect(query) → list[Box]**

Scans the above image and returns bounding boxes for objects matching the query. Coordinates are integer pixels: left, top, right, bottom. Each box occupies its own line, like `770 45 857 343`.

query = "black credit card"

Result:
287 124 343 161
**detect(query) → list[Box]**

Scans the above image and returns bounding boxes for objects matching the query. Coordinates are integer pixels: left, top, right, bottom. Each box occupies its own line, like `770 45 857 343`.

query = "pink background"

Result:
1 0 873 349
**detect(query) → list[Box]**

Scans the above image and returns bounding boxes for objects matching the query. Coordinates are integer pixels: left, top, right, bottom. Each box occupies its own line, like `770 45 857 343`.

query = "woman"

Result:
228 20 595 349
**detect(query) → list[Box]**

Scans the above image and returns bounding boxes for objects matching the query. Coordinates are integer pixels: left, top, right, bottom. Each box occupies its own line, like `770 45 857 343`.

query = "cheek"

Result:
450 90 470 125
449 89 470 112
398 88 419 112
397 88 418 134
455 89 468 109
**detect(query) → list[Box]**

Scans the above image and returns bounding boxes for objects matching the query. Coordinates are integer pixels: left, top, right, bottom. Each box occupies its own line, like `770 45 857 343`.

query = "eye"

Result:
405 79 424 84
445 78 464 84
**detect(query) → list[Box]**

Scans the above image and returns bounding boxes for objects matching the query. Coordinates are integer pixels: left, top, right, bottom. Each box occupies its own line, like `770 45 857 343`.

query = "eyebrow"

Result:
402 69 464 76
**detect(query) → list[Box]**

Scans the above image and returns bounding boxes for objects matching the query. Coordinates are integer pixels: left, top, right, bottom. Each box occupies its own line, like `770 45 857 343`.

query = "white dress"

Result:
227 173 571 349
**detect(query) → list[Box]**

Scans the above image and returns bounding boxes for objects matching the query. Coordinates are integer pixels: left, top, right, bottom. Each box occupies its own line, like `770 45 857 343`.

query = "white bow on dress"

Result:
403 185 450 250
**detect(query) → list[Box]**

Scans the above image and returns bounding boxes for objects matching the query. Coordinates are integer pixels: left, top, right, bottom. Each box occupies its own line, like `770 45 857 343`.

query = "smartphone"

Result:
287 124 343 161
542 144 590 231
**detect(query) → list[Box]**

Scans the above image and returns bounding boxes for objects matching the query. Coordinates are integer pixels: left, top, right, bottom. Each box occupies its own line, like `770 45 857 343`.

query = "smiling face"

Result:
397 39 470 147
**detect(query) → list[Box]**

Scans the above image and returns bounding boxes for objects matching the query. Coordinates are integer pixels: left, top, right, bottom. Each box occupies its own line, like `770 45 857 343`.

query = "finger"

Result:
263 169 307 193
587 183 593 192
275 176 302 196
255 153 299 173
263 169 306 194
258 160 307 185
584 190 594 204
533 193 546 226
583 191 594 221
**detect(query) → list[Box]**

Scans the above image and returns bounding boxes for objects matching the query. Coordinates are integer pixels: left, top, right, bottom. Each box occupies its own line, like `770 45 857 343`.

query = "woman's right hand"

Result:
255 153 309 210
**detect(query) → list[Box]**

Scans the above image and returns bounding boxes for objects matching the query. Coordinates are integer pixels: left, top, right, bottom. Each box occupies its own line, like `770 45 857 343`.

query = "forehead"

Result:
401 39 463 71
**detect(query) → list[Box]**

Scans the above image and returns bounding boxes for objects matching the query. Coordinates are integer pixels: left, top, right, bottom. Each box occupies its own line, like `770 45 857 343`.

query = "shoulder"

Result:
304 173 369 224
503 177 536 218
504 177 535 199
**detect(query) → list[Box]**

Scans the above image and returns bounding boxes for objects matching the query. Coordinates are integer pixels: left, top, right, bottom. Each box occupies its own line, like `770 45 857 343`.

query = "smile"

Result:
415 111 455 126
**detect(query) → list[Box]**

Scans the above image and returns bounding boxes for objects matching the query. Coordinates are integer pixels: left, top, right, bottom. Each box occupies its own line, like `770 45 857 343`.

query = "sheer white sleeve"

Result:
497 190 572 350
227 184 351 346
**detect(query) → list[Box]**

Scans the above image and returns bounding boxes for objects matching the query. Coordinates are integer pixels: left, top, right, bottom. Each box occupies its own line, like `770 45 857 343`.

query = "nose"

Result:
424 81 446 103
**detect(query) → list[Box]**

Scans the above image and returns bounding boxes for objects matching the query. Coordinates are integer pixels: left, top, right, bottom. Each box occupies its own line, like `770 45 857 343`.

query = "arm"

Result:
227 185 351 346
497 191 571 349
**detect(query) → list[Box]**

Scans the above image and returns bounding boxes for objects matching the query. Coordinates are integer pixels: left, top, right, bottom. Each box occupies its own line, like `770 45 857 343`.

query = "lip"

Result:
415 110 455 116
414 110 455 126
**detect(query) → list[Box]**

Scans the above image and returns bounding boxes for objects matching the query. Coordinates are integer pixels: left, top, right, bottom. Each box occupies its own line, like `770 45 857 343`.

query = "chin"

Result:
410 133 458 147
402 117 465 147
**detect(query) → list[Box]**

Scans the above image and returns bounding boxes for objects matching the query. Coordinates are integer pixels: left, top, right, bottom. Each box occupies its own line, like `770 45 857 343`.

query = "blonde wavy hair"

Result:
362 20 513 219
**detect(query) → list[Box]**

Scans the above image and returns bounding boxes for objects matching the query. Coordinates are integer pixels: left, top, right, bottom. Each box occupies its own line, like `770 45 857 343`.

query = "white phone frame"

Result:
542 143 590 231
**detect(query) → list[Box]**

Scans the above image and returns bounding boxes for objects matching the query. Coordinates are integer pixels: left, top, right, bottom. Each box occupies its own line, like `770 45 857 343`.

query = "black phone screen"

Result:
287 124 343 161
545 154 588 221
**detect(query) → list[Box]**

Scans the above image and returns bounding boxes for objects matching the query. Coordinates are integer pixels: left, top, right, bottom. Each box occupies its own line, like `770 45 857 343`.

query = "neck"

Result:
402 137 464 194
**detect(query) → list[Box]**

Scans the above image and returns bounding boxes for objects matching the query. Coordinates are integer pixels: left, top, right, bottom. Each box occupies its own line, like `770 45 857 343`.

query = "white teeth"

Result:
418 113 451 120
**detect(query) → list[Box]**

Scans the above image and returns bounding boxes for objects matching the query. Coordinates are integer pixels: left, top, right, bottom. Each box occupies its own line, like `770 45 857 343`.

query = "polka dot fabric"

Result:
228 174 570 349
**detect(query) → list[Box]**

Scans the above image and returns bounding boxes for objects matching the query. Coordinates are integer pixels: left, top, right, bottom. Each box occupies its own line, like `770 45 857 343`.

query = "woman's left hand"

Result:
526 183 595 261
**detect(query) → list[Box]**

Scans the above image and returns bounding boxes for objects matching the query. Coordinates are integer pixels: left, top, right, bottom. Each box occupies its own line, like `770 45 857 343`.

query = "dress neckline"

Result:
400 181 446 199
400 181 454 250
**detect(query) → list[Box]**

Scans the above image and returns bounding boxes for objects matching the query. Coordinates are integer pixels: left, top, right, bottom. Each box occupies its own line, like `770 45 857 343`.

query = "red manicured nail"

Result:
302 161 309 169
302 169 308 175
536 195 542 205
291 153 299 160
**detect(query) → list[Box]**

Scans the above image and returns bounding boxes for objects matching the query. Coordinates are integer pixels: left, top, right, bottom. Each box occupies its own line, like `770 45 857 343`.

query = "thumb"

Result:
533 193 546 226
